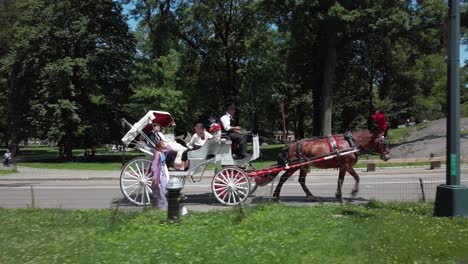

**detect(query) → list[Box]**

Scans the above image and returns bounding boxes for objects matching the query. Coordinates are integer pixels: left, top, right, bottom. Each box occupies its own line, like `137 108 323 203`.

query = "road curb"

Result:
1 166 467 182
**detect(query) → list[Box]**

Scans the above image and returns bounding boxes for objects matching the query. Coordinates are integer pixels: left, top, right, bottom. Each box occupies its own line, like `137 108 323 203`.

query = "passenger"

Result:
149 123 166 145
181 122 213 169
220 103 248 159
151 141 170 210
150 122 187 170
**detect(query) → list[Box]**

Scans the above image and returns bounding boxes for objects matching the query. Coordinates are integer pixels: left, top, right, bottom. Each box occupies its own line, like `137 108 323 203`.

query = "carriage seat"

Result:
221 132 229 139
187 138 220 161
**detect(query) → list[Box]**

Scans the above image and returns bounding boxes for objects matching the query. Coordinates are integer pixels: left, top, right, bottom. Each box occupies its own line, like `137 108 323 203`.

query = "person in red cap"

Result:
371 110 388 137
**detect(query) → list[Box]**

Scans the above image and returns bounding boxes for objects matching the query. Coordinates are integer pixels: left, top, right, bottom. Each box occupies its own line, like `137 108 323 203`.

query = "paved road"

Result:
1 166 467 212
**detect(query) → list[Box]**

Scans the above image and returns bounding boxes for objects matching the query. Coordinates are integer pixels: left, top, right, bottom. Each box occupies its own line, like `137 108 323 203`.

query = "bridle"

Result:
377 136 390 157
353 133 390 159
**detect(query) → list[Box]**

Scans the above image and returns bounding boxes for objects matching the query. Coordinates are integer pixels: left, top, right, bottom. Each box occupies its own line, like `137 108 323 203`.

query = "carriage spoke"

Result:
126 183 140 197
122 178 139 182
145 185 151 204
128 166 141 179
219 172 230 185
137 185 145 204
231 191 238 204
123 171 140 180
227 191 233 204
216 187 228 197
143 162 151 178
135 162 143 179
124 182 140 190
234 175 246 184
144 183 153 194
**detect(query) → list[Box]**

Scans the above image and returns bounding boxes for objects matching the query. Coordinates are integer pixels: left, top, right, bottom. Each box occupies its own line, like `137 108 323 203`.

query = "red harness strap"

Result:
333 135 340 150
327 135 341 153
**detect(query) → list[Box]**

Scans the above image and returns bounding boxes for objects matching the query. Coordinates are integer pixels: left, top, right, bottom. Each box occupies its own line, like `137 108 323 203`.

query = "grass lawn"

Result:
387 123 428 144
12 144 283 170
17 162 123 170
0 170 16 175
0 202 467 263
9 134 464 171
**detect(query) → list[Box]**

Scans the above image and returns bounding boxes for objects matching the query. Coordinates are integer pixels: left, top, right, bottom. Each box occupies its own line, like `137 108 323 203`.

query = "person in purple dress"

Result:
151 141 171 210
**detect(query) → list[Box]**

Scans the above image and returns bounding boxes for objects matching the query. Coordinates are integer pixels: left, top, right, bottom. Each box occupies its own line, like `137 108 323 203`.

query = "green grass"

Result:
0 170 16 175
10 144 142 170
0 202 467 263
387 123 428 144
17 162 123 170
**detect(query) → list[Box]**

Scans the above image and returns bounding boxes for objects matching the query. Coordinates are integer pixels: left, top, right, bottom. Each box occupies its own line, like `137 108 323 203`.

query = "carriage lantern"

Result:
166 177 185 223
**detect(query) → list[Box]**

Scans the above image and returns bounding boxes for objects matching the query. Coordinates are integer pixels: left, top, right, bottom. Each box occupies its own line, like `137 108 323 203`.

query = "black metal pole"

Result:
434 0 468 217
447 0 460 185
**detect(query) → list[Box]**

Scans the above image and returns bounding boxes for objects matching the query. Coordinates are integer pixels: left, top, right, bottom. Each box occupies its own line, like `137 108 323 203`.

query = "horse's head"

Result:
374 133 390 161
354 131 390 161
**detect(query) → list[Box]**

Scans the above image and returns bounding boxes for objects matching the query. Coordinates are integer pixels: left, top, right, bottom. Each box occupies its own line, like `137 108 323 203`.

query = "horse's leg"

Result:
273 169 296 200
347 167 360 197
335 168 346 202
298 166 316 200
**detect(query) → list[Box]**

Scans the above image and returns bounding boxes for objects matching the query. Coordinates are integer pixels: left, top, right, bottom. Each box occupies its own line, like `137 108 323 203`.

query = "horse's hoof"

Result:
351 190 358 198
306 195 317 202
272 194 279 202
335 193 342 200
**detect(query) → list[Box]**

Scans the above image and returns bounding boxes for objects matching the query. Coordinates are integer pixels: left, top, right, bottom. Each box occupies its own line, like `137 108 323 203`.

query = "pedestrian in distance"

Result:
3 149 12 166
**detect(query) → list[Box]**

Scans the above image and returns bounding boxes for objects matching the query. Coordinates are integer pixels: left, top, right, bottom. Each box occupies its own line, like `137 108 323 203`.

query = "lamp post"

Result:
433 0 468 217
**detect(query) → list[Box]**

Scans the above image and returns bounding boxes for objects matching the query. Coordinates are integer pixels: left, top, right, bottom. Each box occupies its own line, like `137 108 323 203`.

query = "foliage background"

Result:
0 0 467 157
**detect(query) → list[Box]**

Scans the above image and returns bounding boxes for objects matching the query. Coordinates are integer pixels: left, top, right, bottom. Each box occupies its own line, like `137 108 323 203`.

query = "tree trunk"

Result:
64 140 73 161
320 31 337 136
368 65 374 129
297 104 305 139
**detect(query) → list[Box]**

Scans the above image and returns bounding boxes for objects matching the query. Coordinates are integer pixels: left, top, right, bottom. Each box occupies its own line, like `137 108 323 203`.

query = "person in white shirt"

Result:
3 149 12 166
220 103 247 159
181 123 213 169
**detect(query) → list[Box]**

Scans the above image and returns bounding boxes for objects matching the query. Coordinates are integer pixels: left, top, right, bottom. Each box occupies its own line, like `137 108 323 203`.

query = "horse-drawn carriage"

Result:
120 110 261 206
120 111 390 206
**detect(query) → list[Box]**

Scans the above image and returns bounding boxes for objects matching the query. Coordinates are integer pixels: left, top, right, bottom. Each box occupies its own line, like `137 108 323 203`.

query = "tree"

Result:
1 0 135 158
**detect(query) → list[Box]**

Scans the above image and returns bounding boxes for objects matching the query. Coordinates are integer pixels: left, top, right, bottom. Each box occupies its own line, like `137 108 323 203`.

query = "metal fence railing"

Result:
0 166 466 212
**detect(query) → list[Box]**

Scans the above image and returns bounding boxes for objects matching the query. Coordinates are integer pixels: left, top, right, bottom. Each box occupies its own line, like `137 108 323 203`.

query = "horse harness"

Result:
293 132 359 169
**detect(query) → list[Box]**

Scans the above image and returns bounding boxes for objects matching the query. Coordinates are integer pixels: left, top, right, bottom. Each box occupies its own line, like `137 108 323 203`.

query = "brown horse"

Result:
272 130 390 201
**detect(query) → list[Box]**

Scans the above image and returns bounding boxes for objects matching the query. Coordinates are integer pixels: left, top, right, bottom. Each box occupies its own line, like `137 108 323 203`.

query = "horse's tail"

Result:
277 145 290 166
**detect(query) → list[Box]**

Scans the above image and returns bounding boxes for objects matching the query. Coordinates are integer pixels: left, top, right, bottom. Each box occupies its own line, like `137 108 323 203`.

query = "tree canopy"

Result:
0 0 466 156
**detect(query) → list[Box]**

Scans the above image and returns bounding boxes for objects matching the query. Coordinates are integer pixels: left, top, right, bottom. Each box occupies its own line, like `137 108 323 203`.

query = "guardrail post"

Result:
367 163 376 172
430 153 441 169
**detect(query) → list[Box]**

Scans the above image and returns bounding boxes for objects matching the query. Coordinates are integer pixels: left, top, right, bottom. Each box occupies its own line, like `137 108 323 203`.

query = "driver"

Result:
371 110 389 137
220 103 248 159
